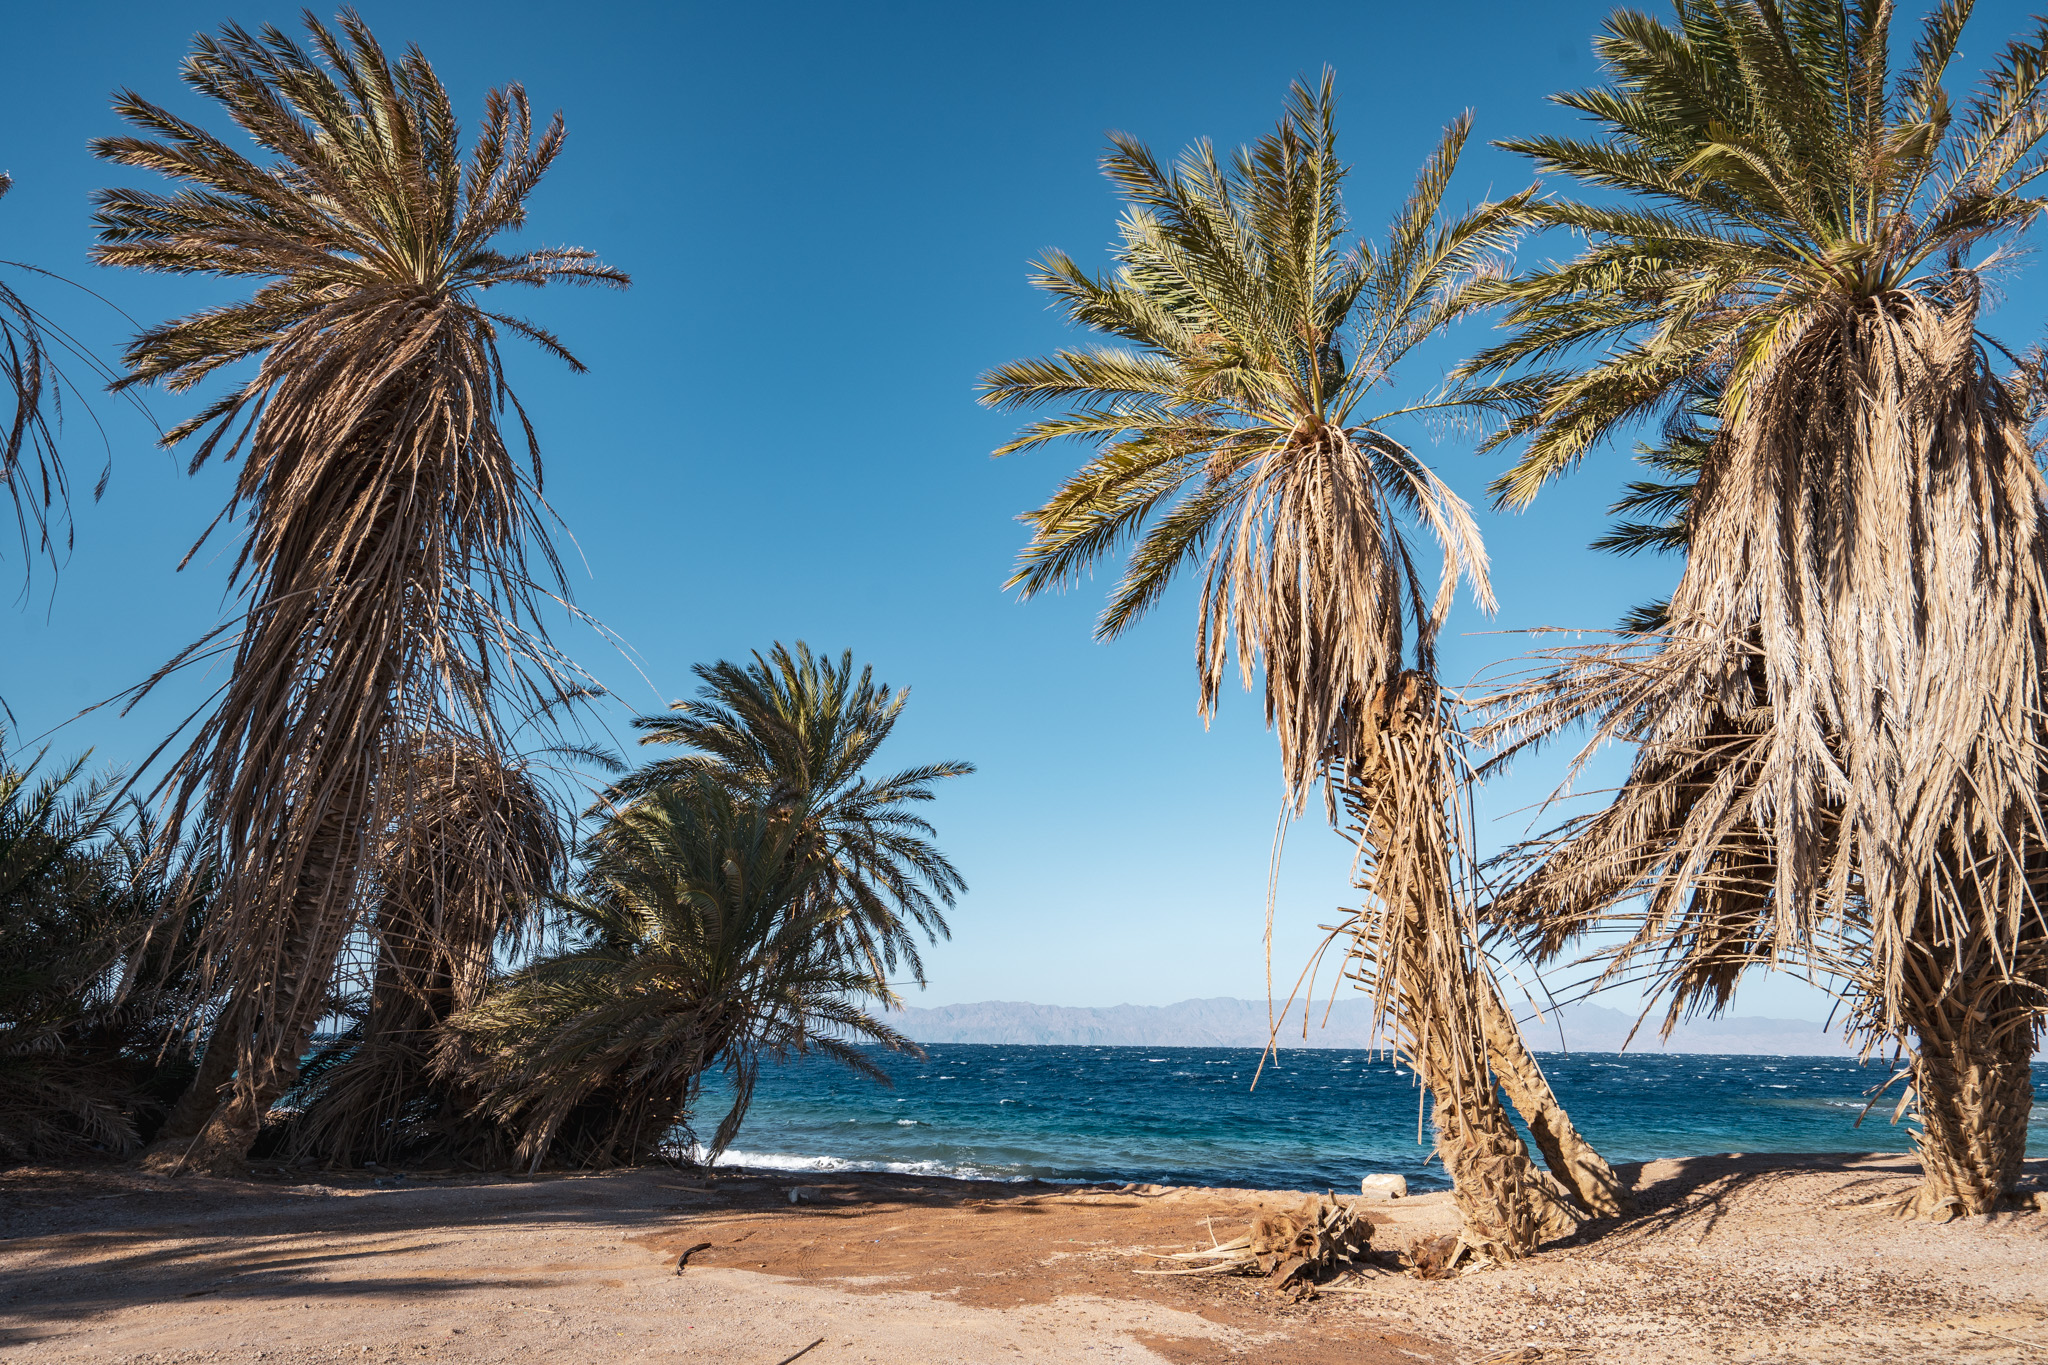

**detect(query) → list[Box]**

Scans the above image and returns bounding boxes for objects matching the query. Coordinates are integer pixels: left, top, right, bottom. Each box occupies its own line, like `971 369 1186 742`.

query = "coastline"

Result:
4 1151 2044 1363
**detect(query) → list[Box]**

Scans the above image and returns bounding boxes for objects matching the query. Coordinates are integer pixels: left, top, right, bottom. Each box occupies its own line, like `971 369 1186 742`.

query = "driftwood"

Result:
1136 1195 1373 1287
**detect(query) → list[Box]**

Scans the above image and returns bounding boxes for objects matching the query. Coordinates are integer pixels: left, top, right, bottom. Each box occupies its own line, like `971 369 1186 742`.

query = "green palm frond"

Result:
614 643 971 987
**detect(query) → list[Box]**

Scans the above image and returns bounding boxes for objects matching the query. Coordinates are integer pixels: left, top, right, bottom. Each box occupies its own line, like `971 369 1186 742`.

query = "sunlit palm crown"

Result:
982 74 1520 804
1464 0 2048 507
1471 0 2048 1031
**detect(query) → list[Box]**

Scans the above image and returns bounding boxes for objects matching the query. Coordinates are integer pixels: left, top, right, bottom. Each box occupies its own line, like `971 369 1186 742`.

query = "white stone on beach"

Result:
789 1186 826 1204
1360 1173 1407 1200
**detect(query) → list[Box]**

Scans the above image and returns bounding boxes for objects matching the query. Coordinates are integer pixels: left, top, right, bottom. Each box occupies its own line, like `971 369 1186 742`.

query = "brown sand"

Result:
0 1153 2043 1363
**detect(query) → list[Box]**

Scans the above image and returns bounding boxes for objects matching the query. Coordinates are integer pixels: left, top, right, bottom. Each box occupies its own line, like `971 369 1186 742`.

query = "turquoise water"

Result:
702 1045 2048 1191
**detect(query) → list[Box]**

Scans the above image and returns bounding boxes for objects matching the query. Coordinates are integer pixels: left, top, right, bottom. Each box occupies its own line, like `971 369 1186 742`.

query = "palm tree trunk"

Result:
1479 981 1634 1216
1417 996 1584 1257
1343 684 1588 1258
146 991 249 1154
164 763 375 1174
1894 944 2041 1218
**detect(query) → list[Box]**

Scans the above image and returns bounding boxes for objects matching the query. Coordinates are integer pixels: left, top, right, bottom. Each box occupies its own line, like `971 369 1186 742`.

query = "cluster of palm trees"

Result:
985 0 2048 1252
0 15 966 1173
3 0 2043 1258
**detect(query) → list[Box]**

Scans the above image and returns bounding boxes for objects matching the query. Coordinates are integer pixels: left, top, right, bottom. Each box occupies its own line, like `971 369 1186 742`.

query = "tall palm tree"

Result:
443 774 918 1170
979 75 1625 1258
92 11 625 1172
619 642 971 987
1463 0 2048 1216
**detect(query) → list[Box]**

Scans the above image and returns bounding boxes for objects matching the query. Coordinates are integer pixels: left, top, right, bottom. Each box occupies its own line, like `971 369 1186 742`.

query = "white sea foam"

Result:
695 1146 1063 1183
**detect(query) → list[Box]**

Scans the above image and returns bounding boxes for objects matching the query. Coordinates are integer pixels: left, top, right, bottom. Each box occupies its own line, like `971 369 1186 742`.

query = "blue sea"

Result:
702 1045 2048 1192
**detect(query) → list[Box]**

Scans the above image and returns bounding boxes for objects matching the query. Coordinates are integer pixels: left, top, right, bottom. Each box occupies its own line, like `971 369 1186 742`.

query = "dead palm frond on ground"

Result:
617 642 972 988
442 774 919 1171
1461 0 2048 1216
979 73 1624 1256
91 10 626 1172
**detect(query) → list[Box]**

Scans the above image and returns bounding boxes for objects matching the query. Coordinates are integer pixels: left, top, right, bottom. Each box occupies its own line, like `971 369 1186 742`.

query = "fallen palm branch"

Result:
1135 1195 1374 1287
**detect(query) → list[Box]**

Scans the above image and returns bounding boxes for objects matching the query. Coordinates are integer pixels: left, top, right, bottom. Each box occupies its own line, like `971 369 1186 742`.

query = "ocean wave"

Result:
697 1146 1068 1183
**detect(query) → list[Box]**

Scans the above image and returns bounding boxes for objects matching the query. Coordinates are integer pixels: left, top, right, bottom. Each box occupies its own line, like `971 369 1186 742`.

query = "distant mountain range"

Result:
894 996 1864 1056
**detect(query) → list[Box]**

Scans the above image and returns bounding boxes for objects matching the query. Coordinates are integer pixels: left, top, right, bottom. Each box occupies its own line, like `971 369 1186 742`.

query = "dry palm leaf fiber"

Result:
1137 1194 1372 1285
90 12 624 1171
1482 286 2048 1216
1458 0 2048 1218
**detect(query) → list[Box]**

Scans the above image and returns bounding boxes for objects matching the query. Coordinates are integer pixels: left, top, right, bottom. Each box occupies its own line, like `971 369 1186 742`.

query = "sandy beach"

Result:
2 1153 2043 1364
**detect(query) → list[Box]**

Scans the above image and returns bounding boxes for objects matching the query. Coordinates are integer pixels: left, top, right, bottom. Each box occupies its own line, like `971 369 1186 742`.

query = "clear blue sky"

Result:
4 0 2042 1023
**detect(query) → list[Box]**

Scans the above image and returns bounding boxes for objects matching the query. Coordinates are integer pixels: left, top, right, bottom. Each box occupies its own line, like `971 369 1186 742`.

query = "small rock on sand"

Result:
1360 1173 1407 1200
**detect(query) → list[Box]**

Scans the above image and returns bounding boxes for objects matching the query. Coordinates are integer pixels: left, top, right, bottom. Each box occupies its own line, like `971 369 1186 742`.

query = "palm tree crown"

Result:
980 73 1518 803
621 643 971 986
1465 0 2048 505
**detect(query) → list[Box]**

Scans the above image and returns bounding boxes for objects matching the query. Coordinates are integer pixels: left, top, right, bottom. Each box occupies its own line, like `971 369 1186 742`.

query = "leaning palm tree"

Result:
1463 0 2048 1216
979 74 1625 1258
92 11 625 1171
618 643 972 986
443 774 917 1170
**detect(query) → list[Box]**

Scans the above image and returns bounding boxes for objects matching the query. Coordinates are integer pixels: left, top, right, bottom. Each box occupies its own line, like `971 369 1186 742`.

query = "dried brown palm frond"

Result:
981 75 1618 1254
1477 286 2048 1215
1459 0 2048 1216
277 734 565 1167
92 11 625 1172
1136 1193 1373 1286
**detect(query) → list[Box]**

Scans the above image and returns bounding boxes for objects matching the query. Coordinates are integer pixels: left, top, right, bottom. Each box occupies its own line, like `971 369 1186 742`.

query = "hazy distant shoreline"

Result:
895 996 1864 1056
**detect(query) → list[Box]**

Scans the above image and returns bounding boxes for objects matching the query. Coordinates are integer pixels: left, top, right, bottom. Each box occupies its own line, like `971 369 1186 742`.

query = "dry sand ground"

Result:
1 1153 2044 1364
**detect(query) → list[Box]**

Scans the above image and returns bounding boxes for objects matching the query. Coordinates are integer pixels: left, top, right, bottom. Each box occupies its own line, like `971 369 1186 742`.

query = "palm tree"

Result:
0 735 131 1158
443 774 918 1170
91 11 626 1172
978 74 1625 1258
278 735 565 1167
1462 0 2048 1216
619 642 972 987
0 732 214 1159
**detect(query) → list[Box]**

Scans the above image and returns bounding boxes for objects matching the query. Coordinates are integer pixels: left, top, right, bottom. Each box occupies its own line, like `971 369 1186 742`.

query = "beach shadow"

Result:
0 1164 731 1345
0 1160 1176 1346
1561 1150 2048 1255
